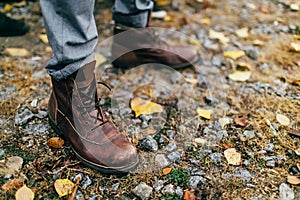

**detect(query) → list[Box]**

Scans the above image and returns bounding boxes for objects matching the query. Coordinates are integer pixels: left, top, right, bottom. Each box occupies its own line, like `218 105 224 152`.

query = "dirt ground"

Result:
0 0 300 199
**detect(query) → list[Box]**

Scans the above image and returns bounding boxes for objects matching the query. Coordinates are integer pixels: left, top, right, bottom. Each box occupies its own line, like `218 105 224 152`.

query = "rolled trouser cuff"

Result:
112 10 150 28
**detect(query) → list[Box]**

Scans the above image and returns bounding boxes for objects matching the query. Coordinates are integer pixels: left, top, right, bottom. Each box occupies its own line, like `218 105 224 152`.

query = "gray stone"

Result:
243 160 251 166
264 144 275 153
279 183 294 200
138 136 158 151
209 152 223 163
88 194 99 200
242 130 255 140
15 109 34 126
175 186 183 197
140 114 153 122
141 121 149 129
166 130 176 140
23 124 49 135
36 110 48 119
165 142 177 152
205 96 219 105
162 184 174 195
82 175 92 189
111 183 120 190
155 154 169 168
132 183 153 199
189 176 204 187
167 151 181 164
75 190 84 200
0 149 5 157
72 173 83 183
245 47 259 60
211 56 223 67
153 180 164 192
266 160 276 168
0 119 4 126
217 130 228 140
234 168 252 182
247 184 256 188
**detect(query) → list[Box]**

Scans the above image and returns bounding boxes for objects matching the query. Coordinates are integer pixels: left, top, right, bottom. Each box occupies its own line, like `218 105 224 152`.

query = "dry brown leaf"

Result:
292 80 300 86
237 62 252 71
130 97 163 117
5 48 29 57
276 114 290 126
224 148 242 165
15 185 34 200
224 50 245 60
54 179 75 197
228 71 251 82
235 27 249 38
47 137 64 149
183 190 196 200
234 117 247 127
197 108 212 119
1 178 23 192
209 29 230 44
163 168 172 175
287 175 300 185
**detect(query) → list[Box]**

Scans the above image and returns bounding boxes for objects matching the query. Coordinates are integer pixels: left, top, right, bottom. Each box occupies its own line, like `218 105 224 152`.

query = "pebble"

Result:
175 186 183 197
166 130 176 140
242 130 256 140
0 149 4 157
167 151 181 164
82 175 92 189
189 176 205 187
288 166 300 176
31 99 38 108
244 47 259 60
132 183 153 199
211 56 223 67
162 184 174 194
279 183 294 200
153 180 164 192
23 124 49 135
75 190 84 200
209 152 223 163
165 142 177 152
204 96 219 105
155 154 169 168
111 182 120 190
264 143 275 153
138 136 158 151
73 173 83 183
15 109 34 126
36 110 48 119
88 194 98 200
234 168 252 182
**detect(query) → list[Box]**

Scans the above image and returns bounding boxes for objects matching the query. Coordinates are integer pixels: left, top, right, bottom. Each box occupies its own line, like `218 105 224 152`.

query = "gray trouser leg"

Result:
112 0 153 28
40 0 98 80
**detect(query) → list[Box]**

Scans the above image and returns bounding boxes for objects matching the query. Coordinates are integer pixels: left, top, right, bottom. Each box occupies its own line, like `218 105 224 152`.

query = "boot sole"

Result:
48 115 139 175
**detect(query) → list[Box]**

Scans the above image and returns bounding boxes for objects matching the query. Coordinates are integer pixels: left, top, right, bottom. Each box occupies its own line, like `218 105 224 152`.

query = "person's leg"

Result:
41 0 139 174
112 0 153 28
40 0 98 80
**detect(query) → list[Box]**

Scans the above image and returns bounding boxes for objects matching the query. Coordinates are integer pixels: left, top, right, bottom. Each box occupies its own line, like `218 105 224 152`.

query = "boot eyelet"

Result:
84 121 89 125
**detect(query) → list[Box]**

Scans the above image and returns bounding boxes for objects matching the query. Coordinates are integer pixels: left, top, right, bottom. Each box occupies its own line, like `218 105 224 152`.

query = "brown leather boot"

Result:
48 61 139 174
111 24 200 69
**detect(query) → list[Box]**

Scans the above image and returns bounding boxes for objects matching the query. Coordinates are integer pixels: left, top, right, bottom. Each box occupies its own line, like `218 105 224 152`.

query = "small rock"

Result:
175 186 183 197
162 184 174 195
31 99 38 108
204 96 219 105
89 194 98 200
247 184 256 188
279 183 294 200
82 175 92 189
288 166 300 176
141 121 149 129
36 110 48 119
155 154 169 168
167 151 181 164
264 144 275 153
140 115 152 122
211 56 223 67
243 160 251 166
166 130 176 140
244 47 259 60
75 190 84 200
73 173 83 183
111 183 120 190
240 130 255 141
138 136 158 152
209 153 223 163
0 156 23 175
132 183 153 199
234 168 252 182
153 180 164 192
189 176 205 187
15 109 34 126
165 142 177 152
0 149 4 157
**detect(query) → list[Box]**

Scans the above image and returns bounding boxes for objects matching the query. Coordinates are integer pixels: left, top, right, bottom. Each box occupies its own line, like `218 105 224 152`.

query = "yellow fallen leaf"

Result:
47 137 64 149
228 71 251 82
253 39 265 46
15 185 34 200
200 17 211 25
287 175 300 185
291 41 300 52
163 15 172 22
295 148 300 156
290 4 300 11
4 4 12 11
163 168 172 175
224 148 242 165
235 27 249 38
54 179 75 197
197 108 212 119
5 48 29 57
223 50 245 60
292 80 300 86
209 29 230 44
294 35 300 40
189 39 201 47
133 84 154 99
237 62 252 71
130 97 163 117
185 78 198 84
276 114 290 126
38 34 48 44
194 138 207 145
